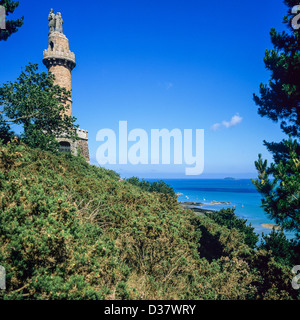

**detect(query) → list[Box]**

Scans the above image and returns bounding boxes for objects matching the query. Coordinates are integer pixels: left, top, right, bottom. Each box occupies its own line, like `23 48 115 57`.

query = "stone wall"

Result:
77 129 90 163
57 131 90 164
78 139 90 163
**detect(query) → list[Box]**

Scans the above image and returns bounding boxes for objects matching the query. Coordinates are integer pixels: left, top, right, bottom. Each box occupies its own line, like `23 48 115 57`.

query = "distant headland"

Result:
180 200 232 215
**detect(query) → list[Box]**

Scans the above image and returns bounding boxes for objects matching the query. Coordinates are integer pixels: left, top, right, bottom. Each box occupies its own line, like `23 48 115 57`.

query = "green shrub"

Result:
206 208 259 249
126 177 176 198
259 230 300 267
0 139 298 300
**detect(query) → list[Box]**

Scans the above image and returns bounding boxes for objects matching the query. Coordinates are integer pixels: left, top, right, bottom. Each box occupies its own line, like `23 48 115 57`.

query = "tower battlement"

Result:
43 31 76 72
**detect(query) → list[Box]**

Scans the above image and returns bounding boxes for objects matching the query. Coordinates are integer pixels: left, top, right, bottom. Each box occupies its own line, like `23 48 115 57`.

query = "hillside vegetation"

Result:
0 139 298 300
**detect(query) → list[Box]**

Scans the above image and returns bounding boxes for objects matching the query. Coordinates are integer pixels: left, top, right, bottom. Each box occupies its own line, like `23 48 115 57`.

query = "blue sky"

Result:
0 0 289 178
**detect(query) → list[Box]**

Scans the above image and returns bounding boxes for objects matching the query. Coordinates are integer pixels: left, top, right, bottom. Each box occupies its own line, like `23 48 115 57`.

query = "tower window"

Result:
59 141 71 153
50 41 54 51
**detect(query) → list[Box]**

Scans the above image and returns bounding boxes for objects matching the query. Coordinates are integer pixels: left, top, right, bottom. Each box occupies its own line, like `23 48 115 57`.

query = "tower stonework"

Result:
43 9 90 163
43 31 75 117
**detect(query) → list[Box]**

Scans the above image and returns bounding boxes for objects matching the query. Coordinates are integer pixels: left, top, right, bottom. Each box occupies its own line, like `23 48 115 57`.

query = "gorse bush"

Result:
126 177 176 198
206 209 259 249
0 139 299 300
0 140 201 299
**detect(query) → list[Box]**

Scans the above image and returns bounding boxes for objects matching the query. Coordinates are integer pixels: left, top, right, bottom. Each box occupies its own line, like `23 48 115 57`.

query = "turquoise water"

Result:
148 179 295 240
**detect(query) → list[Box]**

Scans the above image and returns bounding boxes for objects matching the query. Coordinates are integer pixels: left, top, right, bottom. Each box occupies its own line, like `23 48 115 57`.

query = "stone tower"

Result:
43 9 90 163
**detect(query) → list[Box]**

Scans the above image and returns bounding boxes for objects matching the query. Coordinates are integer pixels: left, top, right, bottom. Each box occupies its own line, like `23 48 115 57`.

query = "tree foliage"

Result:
252 138 300 237
0 0 24 41
252 1 300 239
0 63 78 151
259 229 300 267
253 0 300 158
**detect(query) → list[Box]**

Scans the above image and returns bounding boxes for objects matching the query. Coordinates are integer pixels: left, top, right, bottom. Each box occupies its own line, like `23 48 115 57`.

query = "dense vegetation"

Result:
126 177 176 198
206 209 259 249
0 139 299 300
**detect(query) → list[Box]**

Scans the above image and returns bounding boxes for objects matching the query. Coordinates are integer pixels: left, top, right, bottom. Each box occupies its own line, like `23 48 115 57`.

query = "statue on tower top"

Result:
48 9 55 33
55 12 63 33
48 9 63 34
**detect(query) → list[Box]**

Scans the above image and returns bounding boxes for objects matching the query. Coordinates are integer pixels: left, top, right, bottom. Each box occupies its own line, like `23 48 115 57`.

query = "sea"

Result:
147 179 295 241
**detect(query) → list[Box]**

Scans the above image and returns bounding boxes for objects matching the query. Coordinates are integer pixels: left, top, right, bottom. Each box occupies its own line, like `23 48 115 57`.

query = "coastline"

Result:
165 179 295 238
180 201 215 215
180 201 281 231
